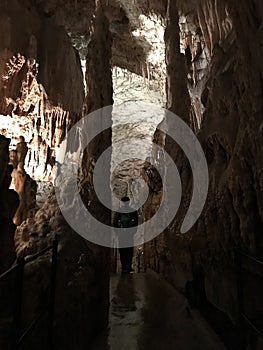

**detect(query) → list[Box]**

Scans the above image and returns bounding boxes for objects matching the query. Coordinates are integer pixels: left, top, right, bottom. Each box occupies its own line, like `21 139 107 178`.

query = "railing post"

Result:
114 246 118 274
12 256 25 344
48 238 58 347
236 250 244 321
236 249 246 348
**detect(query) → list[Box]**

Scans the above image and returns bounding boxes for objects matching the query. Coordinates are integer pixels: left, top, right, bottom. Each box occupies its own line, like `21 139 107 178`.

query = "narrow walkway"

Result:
91 272 226 350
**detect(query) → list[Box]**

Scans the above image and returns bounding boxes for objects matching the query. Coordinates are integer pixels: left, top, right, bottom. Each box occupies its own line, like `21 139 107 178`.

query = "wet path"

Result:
91 272 226 350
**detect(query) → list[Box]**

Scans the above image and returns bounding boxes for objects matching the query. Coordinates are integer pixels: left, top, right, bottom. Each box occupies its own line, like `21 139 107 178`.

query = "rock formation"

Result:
143 1 263 348
12 162 37 226
0 0 84 180
0 136 20 273
15 136 28 166
80 0 113 228
0 0 262 349
0 1 110 348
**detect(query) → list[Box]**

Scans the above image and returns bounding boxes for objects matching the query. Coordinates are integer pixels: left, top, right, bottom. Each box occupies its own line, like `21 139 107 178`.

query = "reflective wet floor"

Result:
91 273 226 350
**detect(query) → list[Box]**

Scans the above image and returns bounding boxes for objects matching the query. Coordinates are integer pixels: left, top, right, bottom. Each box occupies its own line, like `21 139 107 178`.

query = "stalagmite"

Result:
16 136 28 166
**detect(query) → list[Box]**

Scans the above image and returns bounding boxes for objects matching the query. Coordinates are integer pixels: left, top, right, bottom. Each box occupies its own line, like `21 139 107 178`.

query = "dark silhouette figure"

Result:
113 197 138 274
16 136 28 166
0 164 20 273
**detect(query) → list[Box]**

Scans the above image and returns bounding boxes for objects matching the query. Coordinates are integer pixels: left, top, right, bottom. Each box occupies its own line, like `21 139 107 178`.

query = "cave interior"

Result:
0 0 263 349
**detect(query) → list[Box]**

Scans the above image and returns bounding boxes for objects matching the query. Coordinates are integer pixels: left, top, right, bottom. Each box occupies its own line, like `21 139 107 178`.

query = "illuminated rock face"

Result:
0 1 108 348
12 163 37 226
0 0 84 180
111 67 165 201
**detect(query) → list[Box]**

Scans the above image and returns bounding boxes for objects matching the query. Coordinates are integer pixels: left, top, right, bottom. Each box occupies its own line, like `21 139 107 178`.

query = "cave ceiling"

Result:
32 0 168 76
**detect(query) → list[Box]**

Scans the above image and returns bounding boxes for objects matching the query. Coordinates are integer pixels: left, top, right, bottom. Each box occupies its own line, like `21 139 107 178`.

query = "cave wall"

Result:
0 0 84 180
0 1 112 348
165 0 191 123
80 0 113 227
1 0 262 346
0 0 84 115
144 0 263 342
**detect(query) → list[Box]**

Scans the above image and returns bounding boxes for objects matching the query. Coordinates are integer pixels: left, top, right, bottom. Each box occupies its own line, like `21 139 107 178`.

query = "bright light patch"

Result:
132 14 166 71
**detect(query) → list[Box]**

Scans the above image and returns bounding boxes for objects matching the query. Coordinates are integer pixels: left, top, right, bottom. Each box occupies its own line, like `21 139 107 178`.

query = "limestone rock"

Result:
0 138 20 273
12 163 37 226
143 0 263 332
0 0 84 181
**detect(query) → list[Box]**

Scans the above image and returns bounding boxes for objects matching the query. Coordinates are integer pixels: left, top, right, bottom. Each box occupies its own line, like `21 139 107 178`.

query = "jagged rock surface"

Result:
0 1 109 348
0 0 262 348
80 2 113 229
143 0 263 340
0 0 84 180
12 164 37 226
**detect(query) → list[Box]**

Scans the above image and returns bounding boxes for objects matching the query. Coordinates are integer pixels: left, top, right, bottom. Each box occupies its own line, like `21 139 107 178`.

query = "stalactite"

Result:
147 62 150 87
214 0 222 43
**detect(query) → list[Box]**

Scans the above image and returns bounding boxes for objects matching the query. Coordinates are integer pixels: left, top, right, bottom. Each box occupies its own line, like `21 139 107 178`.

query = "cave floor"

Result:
91 272 226 350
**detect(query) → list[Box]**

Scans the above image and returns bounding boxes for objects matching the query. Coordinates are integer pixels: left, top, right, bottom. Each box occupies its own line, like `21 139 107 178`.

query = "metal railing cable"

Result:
0 238 58 348
236 248 263 339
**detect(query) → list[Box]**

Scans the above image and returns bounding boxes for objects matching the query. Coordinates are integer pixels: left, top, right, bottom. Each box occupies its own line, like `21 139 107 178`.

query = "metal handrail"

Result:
242 313 263 339
236 249 263 267
0 244 54 280
24 244 53 263
236 248 263 340
0 263 19 280
18 308 46 344
0 238 58 347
